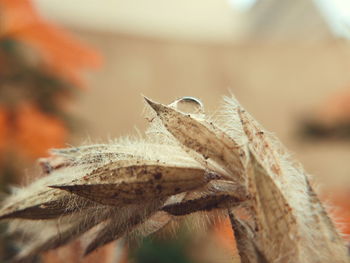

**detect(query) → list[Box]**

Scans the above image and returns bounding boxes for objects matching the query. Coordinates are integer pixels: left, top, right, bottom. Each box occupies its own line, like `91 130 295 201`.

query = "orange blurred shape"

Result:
213 217 237 254
14 104 67 158
327 191 350 240
42 241 117 263
0 0 102 87
0 107 8 153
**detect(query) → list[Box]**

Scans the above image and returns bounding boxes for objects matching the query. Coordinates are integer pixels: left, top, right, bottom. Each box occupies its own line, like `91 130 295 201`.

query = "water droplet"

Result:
169 97 204 115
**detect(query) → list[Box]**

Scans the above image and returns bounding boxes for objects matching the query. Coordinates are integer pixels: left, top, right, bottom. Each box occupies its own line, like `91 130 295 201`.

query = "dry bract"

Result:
0 96 348 263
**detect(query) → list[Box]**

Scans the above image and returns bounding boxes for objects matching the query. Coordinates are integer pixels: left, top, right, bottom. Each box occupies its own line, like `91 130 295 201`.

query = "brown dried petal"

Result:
50 144 110 157
38 152 137 175
228 210 267 263
84 202 161 255
85 194 186 255
162 193 241 216
51 164 215 206
14 208 114 262
237 103 349 261
248 153 300 262
144 97 244 180
238 108 283 178
303 178 349 261
131 211 173 237
0 189 66 220
162 180 247 216
129 193 187 237
1 199 90 220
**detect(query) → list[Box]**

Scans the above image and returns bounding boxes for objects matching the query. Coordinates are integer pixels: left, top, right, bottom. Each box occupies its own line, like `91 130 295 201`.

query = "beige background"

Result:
70 29 350 189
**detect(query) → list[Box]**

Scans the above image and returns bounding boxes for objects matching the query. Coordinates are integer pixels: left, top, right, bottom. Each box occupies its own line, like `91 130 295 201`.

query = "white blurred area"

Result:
33 0 350 42
33 0 248 42
32 0 350 190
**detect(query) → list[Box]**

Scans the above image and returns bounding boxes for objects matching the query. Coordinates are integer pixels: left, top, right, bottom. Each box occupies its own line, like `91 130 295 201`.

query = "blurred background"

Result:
0 0 350 262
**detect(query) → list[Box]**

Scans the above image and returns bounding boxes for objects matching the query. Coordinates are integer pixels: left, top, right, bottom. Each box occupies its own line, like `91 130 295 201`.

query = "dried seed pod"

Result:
50 144 110 157
162 193 241 216
234 97 349 262
237 107 283 178
247 153 300 262
303 178 349 262
83 219 121 256
144 97 245 180
228 211 267 263
0 197 91 220
39 152 137 174
1 142 196 219
51 163 217 206
126 194 187 238
1 162 104 221
84 201 161 255
0 189 67 220
162 180 247 216
0 186 98 220
14 207 114 262
130 211 173 237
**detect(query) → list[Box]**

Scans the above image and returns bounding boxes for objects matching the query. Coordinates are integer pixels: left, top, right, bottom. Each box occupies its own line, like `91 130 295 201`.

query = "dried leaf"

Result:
144 97 245 180
129 193 187 237
51 163 216 206
0 189 66 220
84 191 187 255
237 107 283 179
163 193 240 216
131 211 173 237
248 153 300 262
50 144 110 157
84 202 160 255
162 180 246 216
234 97 349 262
14 208 113 262
228 211 267 263
303 178 349 261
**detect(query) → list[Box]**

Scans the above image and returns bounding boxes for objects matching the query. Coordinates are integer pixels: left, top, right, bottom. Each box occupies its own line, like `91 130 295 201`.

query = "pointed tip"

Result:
143 96 155 106
83 243 99 257
48 185 62 189
12 252 34 263
143 97 162 113
83 226 116 256
48 185 72 191
0 205 18 221
83 235 115 257
83 248 93 257
0 213 9 221
142 95 152 103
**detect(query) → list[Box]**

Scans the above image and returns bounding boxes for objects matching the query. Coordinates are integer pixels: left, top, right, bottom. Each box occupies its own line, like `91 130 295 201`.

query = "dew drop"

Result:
169 96 204 115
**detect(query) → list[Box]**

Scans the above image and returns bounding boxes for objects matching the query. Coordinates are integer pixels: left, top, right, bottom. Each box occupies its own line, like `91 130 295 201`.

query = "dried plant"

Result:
0 96 349 263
